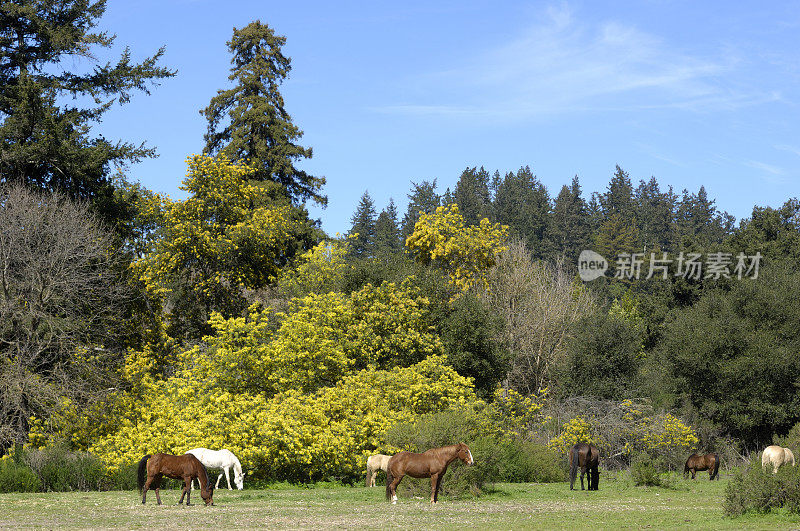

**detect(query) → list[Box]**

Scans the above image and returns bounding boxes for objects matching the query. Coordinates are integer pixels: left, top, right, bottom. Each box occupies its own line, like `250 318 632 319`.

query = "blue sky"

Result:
94 1 799 235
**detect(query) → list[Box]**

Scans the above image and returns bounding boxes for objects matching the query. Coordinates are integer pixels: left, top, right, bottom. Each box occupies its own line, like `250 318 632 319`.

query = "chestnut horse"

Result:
137 453 214 506
569 443 599 491
385 443 474 504
684 453 720 480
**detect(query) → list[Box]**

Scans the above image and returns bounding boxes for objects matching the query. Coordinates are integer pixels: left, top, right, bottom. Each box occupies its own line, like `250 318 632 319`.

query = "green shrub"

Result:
0 459 41 492
631 454 662 487
25 445 106 491
494 438 565 483
723 460 800 517
101 461 139 491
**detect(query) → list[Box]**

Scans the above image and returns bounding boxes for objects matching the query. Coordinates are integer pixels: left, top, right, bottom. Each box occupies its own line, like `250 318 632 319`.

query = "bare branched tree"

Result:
479 240 595 394
0 184 125 449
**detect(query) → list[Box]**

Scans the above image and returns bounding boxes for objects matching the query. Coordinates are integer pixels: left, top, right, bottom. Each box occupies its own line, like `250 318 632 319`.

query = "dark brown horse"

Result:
137 453 214 506
684 453 720 480
385 443 474 504
569 443 599 491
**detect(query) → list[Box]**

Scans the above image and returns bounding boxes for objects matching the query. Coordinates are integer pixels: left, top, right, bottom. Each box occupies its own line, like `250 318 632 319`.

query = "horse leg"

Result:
580 467 587 490
184 478 193 505
691 469 696 480
178 484 187 505
224 466 232 490
154 475 163 505
430 473 439 504
141 476 153 504
388 474 403 504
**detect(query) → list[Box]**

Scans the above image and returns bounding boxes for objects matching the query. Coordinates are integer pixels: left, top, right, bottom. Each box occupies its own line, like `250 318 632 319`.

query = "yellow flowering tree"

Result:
276 239 351 298
548 417 604 455
180 280 443 397
405 204 509 293
88 355 476 481
131 154 300 338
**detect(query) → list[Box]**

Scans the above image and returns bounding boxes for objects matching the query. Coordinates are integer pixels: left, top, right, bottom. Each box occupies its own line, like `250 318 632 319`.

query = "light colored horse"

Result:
185 448 244 490
365 454 391 487
762 445 796 474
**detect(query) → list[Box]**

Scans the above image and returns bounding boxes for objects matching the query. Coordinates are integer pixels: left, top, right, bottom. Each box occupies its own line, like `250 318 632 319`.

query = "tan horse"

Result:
138 453 214 506
762 445 796 474
365 454 391 487
385 443 474 504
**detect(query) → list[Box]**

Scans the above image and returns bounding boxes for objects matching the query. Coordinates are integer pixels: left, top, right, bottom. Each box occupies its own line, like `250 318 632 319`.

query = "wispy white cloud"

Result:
376 4 770 120
775 144 800 157
744 160 785 175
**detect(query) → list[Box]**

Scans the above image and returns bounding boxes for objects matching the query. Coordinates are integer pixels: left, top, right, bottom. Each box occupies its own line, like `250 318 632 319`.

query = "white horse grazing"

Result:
185 448 244 490
762 445 796 474
365 454 392 487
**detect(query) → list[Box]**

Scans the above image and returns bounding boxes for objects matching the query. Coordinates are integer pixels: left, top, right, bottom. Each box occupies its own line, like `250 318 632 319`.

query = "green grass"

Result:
2 472 800 529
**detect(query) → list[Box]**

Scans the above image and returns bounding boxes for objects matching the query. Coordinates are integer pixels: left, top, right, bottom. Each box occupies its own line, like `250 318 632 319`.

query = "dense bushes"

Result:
0 459 40 493
0 446 116 492
724 460 800 516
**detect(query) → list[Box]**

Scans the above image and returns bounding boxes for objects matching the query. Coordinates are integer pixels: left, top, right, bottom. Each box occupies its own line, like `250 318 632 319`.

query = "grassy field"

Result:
2 472 799 529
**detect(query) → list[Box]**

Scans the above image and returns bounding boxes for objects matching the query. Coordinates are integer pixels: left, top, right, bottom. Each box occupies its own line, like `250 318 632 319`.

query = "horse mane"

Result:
199 461 212 490
232 454 243 478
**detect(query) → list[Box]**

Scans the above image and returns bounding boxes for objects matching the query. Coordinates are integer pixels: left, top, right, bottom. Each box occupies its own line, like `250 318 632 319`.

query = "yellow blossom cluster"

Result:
405 204 509 293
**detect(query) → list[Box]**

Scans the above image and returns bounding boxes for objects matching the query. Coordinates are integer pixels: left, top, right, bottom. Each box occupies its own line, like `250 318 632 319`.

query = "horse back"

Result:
148 453 203 480
389 451 436 478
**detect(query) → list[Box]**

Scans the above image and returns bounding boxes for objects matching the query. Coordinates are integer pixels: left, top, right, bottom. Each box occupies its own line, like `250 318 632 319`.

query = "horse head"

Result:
201 484 214 506
458 442 474 466
234 472 244 490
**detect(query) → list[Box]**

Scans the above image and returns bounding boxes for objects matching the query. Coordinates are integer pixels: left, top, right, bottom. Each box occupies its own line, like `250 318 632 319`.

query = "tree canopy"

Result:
0 0 174 220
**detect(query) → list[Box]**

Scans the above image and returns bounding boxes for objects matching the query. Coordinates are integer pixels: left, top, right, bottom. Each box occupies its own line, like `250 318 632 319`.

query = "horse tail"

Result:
683 457 690 477
137 455 151 493
385 468 394 501
569 446 578 489
712 453 720 480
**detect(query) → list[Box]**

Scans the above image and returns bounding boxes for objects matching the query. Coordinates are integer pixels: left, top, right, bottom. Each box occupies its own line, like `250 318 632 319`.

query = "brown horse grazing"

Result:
385 443 474 504
137 453 214 506
569 443 599 491
684 453 720 480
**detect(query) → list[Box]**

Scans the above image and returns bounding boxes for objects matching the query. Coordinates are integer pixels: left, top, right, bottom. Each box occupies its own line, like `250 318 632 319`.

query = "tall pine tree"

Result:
599 165 635 222
633 176 675 251
201 20 326 206
0 0 174 220
401 179 441 240
546 175 590 261
493 166 551 257
348 191 377 258
453 166 492 226
374 198 401 253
